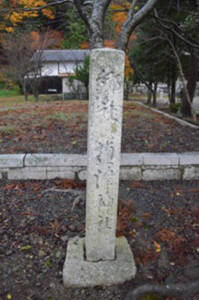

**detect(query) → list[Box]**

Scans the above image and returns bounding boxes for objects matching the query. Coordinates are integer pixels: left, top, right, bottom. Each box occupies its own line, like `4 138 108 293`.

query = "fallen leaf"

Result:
153 240 161 252
130 181 143 189
20 245 32 251
155 228 176 242
141 212 151 219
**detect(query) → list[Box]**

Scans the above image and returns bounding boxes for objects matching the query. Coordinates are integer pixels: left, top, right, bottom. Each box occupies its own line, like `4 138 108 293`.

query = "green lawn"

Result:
0 89 21 98
0 93 62 108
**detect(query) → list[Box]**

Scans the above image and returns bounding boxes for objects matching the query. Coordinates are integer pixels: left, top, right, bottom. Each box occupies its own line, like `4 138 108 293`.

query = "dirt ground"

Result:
1 179 199 300
1 100 199 299
0 101 198 154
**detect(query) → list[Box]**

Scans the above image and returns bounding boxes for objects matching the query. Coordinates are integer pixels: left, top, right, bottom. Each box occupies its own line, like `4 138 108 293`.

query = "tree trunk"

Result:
152 82 157 107
147 83 152 104
32 83 40 101
181 49 198 116
124 81 131 100
187 50 198 100
167 79 171 103
23 80 29 101
181 90 191 116
169 66 177 104
168 39 192 117
24 90 29 102
89 29 104 49
34 90 39 101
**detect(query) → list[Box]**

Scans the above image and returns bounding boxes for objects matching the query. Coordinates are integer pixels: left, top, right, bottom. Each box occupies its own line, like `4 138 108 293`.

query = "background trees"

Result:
2 29 59 100
0 0 198 115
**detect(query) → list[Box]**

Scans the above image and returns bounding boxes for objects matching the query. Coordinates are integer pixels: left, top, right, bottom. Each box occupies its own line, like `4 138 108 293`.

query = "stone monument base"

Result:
63 236 136 288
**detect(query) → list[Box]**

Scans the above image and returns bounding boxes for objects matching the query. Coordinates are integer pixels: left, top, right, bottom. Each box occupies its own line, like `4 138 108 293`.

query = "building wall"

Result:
41 61 83 77
41 62 58 76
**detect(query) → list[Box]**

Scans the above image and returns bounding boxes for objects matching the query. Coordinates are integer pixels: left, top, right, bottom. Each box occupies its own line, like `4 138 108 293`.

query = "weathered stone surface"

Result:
0 168 8 179
179 153 199 165
120 167 141 180
142 168 181 180
0 154 25 168
1 153 199 180
143 153 179 166
78 169 87 181
121 153 143 166
86 48 125 261
183 167 199 180
25 154 87 167
46 167 81 180
8 167 47 180
79 167 142 180
63 236 136 288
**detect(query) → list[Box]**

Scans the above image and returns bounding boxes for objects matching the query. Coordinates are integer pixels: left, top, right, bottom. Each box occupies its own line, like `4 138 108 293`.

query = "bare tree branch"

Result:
118 0 159 51
153 10 199 49
73 0 91 31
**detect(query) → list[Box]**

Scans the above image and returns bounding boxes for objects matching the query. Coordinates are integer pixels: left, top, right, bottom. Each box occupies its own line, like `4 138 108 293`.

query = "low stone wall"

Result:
0 153 199 181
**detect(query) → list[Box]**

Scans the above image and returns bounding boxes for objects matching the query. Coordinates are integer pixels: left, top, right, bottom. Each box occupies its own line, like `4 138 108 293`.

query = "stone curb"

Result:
25 153 87 167
0 154 25 168
135 101 199 129
0 153 199 180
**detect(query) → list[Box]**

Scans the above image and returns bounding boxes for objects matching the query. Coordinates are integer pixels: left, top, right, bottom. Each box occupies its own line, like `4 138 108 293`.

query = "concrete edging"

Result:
135 101 199 129
0 152 199 181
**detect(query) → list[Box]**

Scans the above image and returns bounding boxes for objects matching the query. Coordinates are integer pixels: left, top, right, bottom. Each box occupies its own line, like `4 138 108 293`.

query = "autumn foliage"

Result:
110 1 136 41
1 0 55 33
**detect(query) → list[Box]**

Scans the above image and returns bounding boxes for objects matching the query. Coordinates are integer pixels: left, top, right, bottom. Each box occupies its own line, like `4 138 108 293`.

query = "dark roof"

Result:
41 50 90 62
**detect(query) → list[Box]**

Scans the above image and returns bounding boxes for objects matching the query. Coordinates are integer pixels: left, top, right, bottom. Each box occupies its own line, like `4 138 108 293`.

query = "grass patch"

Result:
124 109 153 119
47 111 86 122
47 112 68 121
0 89 20 98
0 95 35 108
0 125 15 135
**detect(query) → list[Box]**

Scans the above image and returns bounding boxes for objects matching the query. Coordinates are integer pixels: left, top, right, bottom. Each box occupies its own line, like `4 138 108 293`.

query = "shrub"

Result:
169 103 181 114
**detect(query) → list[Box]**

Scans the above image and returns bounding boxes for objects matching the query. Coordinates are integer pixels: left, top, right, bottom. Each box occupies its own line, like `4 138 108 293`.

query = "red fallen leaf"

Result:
169 236 186 251
49 219 62 235
31 182 43 191
130 181 143 189
56 179 86 189
30 226 51 235
169 241 187 266
187 188 199 193
117 205 134 237
191 207 199 218
14 183 24 190
140 212 151 219
155 228 176 242
138 247 158 265
5 183 18 191
118 199 134 212
190 238 199 247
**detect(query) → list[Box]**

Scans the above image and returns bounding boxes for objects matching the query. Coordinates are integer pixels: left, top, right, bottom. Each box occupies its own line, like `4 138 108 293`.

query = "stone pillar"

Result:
63 48 136 287
86 48 125 261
